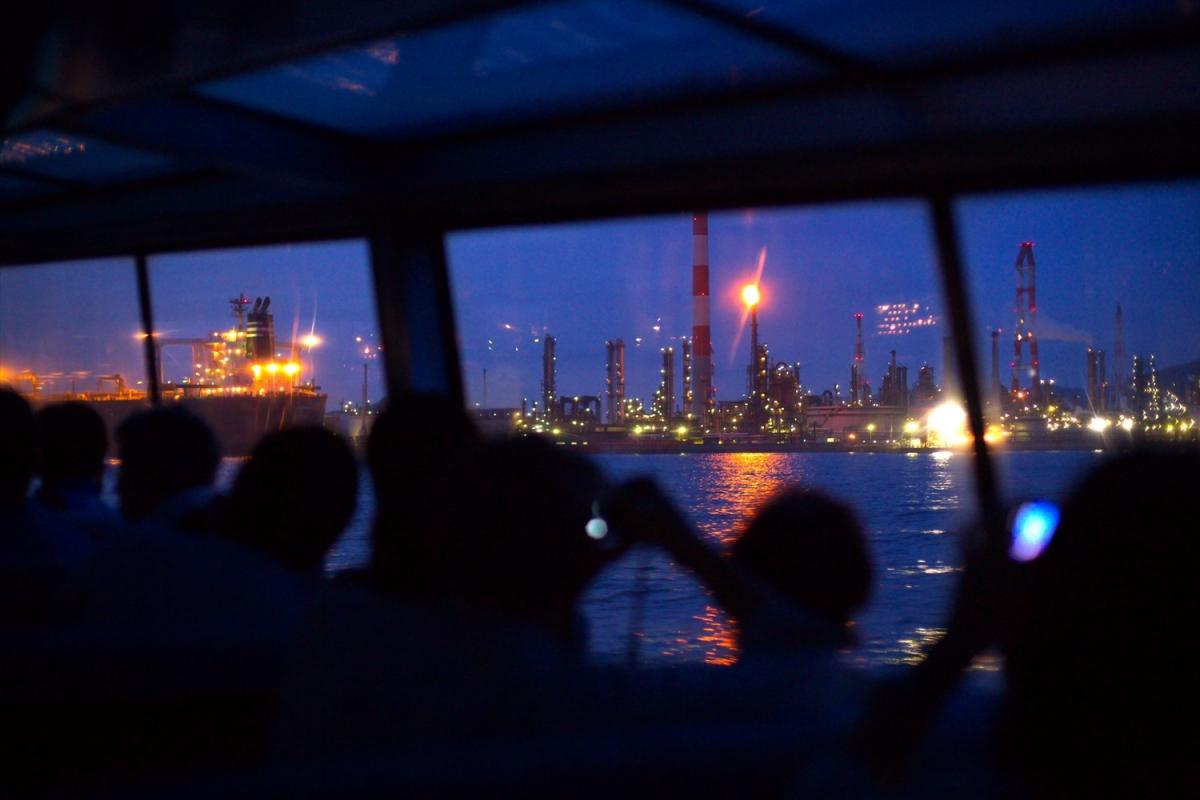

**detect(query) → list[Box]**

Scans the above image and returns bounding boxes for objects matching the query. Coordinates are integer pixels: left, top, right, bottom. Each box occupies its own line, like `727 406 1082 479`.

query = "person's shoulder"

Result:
35 491 126 542
0 502 97 567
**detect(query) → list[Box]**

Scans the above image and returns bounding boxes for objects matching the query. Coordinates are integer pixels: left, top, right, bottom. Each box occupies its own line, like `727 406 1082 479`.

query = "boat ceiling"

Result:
2 0 1199 265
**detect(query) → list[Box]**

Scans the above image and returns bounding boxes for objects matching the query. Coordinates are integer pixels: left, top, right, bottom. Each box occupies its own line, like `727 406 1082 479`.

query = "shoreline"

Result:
558 439 1115 455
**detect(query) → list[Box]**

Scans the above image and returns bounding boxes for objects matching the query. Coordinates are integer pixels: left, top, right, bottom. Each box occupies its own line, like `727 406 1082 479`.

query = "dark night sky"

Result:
0 242 384 406
2 183 1198 409
449 183 1200 408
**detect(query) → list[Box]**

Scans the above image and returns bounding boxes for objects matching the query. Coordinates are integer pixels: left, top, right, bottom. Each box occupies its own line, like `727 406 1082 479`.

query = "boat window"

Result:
145 240 383 457
445 203 978 669
705 1 1177 67
197 1 825 140
1 130 173 184
1 257 149 426
957 182 1200 501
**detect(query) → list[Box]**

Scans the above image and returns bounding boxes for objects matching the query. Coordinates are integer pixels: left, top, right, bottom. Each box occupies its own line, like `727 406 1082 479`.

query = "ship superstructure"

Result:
19 293 326 455
151 294 312 397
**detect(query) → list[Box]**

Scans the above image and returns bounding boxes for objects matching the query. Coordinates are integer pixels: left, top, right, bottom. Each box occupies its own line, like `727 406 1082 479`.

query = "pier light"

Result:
283 362 300 377
741 283 761 307
251 364 263 379
265 362 280 375
300 333 323 349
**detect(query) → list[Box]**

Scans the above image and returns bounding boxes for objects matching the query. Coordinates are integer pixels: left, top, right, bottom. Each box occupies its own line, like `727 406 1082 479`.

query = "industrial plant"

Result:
485 217 1199 452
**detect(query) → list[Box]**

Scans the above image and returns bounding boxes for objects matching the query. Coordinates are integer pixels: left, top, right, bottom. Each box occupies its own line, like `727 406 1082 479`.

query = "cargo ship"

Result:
20 294 327 456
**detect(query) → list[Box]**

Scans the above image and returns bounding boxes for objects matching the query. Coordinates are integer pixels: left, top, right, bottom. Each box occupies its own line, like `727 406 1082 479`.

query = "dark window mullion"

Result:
928 194 1003 536
134 253 161 405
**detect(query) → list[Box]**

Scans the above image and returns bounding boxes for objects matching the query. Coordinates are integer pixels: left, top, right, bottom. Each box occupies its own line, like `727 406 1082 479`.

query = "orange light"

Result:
741 284 761 307
265 362 280 375
283 362 300 376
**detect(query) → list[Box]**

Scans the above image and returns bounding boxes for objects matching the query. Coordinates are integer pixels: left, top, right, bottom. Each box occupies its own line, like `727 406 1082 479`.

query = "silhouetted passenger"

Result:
364 395 479 597
33 401 122 538
1002 449 1199 794
0 390 95 625
115 406 219 528
603 478 848 654
0 389 35 511
732 489 872 647
222 427 357 575
438 436 618 650
855 450 1200 793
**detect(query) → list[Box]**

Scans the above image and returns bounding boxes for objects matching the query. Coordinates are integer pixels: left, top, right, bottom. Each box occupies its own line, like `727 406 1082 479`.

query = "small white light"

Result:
585 517 608 540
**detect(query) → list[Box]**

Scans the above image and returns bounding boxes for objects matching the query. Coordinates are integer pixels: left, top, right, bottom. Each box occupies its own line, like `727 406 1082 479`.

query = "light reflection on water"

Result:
580 450 1101 669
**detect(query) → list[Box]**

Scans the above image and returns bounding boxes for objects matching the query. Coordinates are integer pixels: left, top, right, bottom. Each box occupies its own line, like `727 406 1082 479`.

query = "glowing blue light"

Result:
1010 501 1060 562
585 517 608 540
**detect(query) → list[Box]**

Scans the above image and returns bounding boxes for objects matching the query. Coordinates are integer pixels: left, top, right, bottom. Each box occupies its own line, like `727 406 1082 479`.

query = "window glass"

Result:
447 204 982 669
707 1 1177 66
1 258 149 439
1 131 172 183
958 183 1200 502
198 1 821 139
147 241 382 570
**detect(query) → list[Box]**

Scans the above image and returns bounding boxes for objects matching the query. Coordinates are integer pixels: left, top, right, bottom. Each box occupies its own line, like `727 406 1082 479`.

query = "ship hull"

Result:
45 394 328 457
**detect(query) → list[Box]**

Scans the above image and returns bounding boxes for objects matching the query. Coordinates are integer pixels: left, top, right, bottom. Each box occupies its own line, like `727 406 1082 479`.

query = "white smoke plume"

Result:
1034 314 1093 345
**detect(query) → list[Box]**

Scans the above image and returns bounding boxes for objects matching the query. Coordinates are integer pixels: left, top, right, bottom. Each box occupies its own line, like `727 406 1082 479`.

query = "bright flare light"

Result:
927 401 969 447
300 334 323 348
1010 501 1060 562
741 283 761 307
983 423 1006 445
1120 417 1134 432
1088 417 1112 433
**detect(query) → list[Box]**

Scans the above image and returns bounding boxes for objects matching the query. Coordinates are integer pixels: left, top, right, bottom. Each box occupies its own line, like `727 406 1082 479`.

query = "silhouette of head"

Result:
225 426 358 572
1003 449 1199 787
35 401 107 488
732 489 872 629
366 394 479 591
438 436 613 644
116 406 219 521
0 389 36 507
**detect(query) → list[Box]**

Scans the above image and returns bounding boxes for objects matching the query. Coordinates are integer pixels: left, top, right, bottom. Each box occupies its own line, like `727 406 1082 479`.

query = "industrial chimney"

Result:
692 212 713 427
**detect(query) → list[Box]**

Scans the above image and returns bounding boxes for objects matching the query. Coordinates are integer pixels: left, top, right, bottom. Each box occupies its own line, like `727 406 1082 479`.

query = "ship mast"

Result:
230 293 251 332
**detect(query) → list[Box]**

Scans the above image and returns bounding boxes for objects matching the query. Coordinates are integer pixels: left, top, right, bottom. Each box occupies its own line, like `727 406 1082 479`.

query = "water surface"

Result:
324 449 1101 669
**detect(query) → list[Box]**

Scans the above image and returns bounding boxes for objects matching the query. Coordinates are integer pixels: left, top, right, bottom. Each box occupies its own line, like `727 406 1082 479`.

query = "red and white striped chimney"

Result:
692 211 713 426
